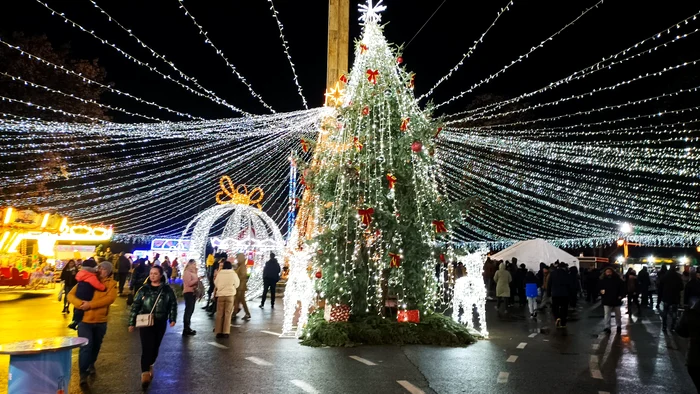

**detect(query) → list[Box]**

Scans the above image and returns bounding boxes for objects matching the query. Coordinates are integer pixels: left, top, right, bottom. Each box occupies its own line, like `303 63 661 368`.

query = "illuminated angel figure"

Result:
281 230 316 338
451 249 489 337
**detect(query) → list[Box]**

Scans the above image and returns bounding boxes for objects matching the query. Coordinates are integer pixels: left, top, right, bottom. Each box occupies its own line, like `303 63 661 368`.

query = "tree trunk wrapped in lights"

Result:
300 2 459 317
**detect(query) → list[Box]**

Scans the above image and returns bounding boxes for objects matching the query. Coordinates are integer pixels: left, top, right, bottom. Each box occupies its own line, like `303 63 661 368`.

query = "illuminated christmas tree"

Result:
299 1 457 318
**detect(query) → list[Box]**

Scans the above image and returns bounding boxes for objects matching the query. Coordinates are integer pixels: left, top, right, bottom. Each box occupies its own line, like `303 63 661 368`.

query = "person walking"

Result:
585 268 600 303
507 262 518 307
600 267 625 334
130 259 149 296
516 264 527 307
128 265 177 389
260 252 281 309
60 260 78 314
569 266 581 310
214 260 239 338
493 262 512 313
483 258 497 300
525 270 539 319
660 264 685 332
182 259 199 336
233 253 251 320
637 266 651 308
656 264 668 309
625 268 640 315
162 260 173 282
66 261 117 387
538 266 552 310
676 299 700 392
117 252 131 295
549 263 573 328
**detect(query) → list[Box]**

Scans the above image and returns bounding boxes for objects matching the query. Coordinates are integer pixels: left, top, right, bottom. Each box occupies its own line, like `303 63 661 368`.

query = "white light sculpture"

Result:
281 229 316 338
452 249 488 337
181 203 284 301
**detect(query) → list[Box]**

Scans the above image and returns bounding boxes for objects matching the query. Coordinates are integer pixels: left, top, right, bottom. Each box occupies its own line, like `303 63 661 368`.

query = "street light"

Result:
680 256 689 265
620 222 633 234
648 256 656 264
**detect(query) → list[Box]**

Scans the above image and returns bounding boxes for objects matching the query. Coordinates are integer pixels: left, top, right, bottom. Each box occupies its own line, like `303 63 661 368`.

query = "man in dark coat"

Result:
676 300 700 392
259 253 281 309
548 263 573 328
516 264 527 307
660 264 684 331
117 252 131 295
637 267 651 307
586 268 600 303
600 266 626 334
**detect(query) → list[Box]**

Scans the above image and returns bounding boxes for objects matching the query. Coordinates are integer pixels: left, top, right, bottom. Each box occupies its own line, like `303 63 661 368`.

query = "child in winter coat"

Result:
68 259 106 330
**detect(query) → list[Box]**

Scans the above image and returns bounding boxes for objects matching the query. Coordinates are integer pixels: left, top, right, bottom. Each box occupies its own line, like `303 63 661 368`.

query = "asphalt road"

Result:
0 291 695 394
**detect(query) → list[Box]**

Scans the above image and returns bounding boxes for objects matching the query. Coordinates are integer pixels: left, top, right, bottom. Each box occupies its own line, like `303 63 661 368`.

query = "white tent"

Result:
489 238 579 272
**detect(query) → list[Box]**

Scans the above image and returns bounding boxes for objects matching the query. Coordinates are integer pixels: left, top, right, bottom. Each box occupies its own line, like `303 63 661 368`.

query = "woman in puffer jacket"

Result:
128 265 177 389
525 270 539 319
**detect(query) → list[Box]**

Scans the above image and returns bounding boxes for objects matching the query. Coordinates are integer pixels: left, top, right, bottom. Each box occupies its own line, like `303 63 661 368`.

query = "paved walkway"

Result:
0 293 694 393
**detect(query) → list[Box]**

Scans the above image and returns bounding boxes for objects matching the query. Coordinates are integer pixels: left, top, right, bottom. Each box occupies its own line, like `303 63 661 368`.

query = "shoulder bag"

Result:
135 288 163 328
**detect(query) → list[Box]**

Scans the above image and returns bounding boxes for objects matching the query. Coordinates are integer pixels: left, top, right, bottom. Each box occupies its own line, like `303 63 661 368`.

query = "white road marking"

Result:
291 380 319 394
516 342 527 349
207 341 228 349
246 356 272 366
506 355 518 362
497 371 509 384
397 380 425 394
349 355 377 366
231 324 242 328
528 333 538 338
589 355 603 379
261 330 282 336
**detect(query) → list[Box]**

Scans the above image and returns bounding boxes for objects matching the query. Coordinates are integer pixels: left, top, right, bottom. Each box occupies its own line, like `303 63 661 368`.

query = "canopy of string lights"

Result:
1 0 698 250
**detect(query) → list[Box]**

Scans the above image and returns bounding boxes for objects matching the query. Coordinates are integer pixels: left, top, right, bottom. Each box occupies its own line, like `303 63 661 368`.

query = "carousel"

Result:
181 176 285 300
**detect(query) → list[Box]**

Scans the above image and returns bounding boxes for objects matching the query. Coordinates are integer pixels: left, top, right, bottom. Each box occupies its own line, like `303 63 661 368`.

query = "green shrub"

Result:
300 310 476 347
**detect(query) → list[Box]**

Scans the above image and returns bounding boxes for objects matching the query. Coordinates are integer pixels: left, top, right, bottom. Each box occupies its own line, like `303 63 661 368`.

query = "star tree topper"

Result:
359 0 387 24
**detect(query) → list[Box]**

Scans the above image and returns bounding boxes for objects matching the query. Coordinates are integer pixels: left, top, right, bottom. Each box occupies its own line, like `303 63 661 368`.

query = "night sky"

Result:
1 1 699 259
1 0 697 121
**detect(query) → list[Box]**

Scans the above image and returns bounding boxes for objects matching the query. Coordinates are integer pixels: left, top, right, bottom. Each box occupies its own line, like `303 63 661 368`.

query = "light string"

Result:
450 60 700 125
435 0 605 109
36 0 249 117
418 0 514 101
0 71 163 122
0 37 204 120
0 93 107 123
177 0 275 113
450 11 700 119
266 0 308 109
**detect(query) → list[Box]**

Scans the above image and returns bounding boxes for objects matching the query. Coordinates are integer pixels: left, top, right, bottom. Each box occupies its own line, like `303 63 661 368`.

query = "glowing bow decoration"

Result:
366 69 379 84
215 176 264 209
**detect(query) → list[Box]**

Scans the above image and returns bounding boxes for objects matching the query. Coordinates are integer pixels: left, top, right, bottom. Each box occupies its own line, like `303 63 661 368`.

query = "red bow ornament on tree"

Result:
386 173 397 189
408 73 415 89
362 106 370 116
389 253 401 268
434 127 443 138
301 138 309 153
366 69 379 85
339 74 348 84
358 208 375 226
360 43 368 54
432 220 447 233
353 137 363 152
400 117 410 132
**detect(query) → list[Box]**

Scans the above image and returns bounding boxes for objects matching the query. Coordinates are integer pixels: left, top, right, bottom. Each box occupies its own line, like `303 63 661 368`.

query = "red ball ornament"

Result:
411 141 423 153
397 57 404 64
315 271 322 279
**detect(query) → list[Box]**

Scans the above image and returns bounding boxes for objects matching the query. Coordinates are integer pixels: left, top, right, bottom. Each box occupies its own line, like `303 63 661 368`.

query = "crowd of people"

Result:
482 257 699 333
58 249 281 390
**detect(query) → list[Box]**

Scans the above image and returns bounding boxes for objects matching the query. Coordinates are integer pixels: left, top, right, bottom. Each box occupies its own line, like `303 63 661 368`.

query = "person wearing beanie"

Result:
68 259 106 330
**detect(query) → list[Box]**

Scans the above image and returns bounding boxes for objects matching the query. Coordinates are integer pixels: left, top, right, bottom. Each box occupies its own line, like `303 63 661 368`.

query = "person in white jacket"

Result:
214 260 239 338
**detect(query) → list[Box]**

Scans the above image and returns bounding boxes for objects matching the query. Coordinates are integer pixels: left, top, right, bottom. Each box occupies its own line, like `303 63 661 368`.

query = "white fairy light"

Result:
177 0 275 113
435 0 605 110
36 0 249 116
0 37 203 120
418 0 514 101
281 230 316 337
452 249 488 337
266 0 308 109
